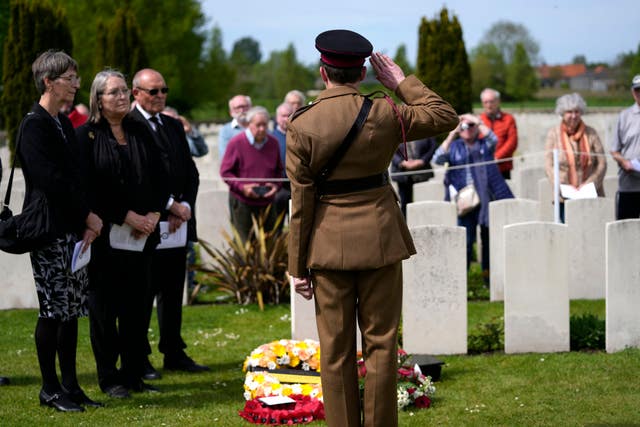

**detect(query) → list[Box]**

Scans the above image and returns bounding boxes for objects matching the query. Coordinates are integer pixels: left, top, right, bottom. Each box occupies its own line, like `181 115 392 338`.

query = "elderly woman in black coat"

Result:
17 50 103 412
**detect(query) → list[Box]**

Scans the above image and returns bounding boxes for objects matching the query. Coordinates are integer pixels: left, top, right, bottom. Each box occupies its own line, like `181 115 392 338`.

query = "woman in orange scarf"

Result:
544 93 607 222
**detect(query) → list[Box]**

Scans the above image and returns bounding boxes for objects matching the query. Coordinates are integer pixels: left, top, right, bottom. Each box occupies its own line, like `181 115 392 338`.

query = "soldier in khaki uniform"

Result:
287 30 458 427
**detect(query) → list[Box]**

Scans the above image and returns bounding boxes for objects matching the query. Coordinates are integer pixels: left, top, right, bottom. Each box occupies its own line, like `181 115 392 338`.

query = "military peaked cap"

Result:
315 29 373 68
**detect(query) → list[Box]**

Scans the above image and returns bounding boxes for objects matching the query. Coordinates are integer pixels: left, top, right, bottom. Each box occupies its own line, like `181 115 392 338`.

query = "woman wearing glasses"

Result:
76 69 167 398
433 114 513 279
17 50 103 412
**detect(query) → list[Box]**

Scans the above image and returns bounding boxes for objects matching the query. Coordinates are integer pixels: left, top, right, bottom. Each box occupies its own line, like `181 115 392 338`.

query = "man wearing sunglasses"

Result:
610 74 640 219
130 69 208 379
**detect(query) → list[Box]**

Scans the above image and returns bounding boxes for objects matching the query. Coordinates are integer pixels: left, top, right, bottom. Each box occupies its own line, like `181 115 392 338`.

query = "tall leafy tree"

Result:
393 44 414 75
630 43 640 79
2 0 72 159
417 7 472 114
229 36 262 95
480 20 540 65
201 25 235 112
0 0 10 87
470 43 506 98
254 43 314 100
505 43 538 101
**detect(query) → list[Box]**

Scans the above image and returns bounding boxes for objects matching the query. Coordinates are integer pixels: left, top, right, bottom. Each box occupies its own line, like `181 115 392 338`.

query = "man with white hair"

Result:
479 88 518 179
220 106 283 241
610 74 640 219
218 94 252 159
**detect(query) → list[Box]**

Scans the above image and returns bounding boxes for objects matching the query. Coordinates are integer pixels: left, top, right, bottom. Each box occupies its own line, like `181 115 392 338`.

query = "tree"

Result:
505 43 538 101
2 0 72 159
417 7 472 114
95 7 148 80
572 55 587 65
470 43 506 97
230 37 262 67
0 0 9 86
480 20 540 65
631 43 640 79
253 43 314 100
393 44 414 75
201 25 235 111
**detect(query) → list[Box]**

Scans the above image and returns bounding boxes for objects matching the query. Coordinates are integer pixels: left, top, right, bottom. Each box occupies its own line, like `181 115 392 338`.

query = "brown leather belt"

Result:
317 171 389 196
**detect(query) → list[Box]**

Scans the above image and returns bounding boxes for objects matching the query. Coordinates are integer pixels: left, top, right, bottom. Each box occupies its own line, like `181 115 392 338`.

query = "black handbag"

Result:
0 113 56 254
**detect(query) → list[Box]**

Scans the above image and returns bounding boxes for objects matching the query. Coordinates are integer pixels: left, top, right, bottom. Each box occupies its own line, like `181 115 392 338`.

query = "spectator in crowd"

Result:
287 30 458 427
163 106 209 158
284 89 306 111
544 93 607 222
130 69 208 379
271 102 294 225
610 74 640 219
19 50 103 412
78 69 167 398
218 94 251 160
220 106 283 241
390 137 437 216
479 88 518 180
68 103 89 128
434 114 513 279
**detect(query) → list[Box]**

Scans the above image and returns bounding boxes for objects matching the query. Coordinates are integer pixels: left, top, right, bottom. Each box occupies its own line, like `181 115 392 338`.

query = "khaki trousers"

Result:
312 262 402 427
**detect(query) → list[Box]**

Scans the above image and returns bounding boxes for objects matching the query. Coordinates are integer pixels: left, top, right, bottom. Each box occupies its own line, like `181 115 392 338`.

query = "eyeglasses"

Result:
137 86 169 96
57 74 81 85
460 122 476 131
102 88 131 97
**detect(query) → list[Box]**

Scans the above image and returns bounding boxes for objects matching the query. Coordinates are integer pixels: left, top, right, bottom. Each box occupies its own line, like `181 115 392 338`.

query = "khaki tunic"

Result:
286 75 459 277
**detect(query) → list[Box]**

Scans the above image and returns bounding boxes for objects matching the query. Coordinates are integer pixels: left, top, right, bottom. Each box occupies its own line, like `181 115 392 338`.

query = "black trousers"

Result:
89 249 152 390
143 247 188 360
616 191 640 220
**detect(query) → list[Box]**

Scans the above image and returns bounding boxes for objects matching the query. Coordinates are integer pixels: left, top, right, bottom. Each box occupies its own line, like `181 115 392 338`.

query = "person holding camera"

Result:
220 106 283 241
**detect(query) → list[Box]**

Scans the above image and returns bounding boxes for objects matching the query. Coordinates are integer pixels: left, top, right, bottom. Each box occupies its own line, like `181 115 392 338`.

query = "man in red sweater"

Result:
220 106 283 241
480 88 518 179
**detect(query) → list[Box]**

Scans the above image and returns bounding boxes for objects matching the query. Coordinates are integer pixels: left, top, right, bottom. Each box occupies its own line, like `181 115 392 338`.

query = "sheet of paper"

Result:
560 182 597 199
258 395 296 406
156 221 187 250
109 223 147 252
71 241 91 273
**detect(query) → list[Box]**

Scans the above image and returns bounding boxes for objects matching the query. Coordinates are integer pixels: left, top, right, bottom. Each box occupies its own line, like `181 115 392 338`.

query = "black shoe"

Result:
62 386 104 408
0 377 9 386
164 355 210 373
142 359 161 380
128 380 161 393
102 384 130 399
39 389 85 412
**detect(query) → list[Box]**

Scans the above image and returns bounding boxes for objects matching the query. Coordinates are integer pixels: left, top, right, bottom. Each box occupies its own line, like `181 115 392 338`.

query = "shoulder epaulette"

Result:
289 101 319 122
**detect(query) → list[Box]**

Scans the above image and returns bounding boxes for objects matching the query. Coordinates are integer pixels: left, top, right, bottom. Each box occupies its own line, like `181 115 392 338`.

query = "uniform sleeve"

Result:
286 125 317 278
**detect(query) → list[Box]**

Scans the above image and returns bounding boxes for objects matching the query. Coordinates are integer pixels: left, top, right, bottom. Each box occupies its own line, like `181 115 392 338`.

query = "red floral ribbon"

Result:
239 394 325 425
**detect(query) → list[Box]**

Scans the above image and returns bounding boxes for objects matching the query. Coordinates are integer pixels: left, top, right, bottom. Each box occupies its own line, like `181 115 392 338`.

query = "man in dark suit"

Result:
130 68 208 377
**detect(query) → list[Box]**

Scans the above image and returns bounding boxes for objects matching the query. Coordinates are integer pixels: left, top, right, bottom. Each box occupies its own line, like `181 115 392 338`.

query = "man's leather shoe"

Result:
62 386 104 408
102 384 130 399
142 359 161 380
0 377 9 386
39 389 85 412
164 355 210 373
128 380 161 393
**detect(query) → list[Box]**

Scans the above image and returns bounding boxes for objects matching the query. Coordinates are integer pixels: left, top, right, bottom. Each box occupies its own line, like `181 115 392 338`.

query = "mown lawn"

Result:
0 297 638 426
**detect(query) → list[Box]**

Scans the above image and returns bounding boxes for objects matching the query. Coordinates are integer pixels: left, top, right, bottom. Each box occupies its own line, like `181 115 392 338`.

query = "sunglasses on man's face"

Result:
137 86 169 96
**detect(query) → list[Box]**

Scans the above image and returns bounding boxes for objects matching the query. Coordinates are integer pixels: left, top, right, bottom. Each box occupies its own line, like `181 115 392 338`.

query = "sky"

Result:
200 0 639 67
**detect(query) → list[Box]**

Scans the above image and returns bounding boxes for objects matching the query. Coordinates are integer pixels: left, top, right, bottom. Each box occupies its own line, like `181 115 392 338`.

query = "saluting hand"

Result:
370 52 405 91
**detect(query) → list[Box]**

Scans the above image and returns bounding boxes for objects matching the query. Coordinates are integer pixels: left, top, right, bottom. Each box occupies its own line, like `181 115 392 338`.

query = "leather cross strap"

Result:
316 96 373 184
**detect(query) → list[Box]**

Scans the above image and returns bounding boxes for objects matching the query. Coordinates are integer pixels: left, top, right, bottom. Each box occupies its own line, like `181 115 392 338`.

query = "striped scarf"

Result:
560 121 591 187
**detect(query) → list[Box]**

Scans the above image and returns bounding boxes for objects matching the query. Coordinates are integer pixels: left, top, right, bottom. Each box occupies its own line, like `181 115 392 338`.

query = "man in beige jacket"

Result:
286 29 458 426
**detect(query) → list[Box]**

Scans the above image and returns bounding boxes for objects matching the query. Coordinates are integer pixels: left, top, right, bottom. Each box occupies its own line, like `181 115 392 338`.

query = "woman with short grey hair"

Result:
544 93 607 222
18 50 103 412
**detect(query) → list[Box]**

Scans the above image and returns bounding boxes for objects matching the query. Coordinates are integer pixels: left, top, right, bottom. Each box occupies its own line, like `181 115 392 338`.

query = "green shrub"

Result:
196 209 289 310
570 313 605 351
468 316 504 354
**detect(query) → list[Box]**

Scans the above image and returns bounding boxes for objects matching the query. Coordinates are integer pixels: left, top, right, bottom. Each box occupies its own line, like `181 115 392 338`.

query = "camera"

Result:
253 185 269 197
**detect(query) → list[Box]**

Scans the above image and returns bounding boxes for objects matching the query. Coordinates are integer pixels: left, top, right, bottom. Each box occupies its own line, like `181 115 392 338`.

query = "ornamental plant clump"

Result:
196 208 288 310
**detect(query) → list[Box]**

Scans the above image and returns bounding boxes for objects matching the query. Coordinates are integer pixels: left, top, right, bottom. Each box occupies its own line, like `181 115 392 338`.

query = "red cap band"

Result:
320 53 365 68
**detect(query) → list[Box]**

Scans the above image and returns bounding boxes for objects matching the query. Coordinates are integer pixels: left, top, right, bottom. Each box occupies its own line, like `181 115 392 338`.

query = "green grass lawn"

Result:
0 297 638 426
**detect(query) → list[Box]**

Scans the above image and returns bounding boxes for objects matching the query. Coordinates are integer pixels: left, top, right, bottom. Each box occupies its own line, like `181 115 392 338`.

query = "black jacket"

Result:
128 108 199 241
17 103 90 237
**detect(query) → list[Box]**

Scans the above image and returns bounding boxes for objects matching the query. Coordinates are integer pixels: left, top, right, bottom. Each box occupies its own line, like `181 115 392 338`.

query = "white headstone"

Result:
504 222 570 353
0 253 37 309
565 198 615 299
403 226 467 355
406 201 456 228
537 177 554 222
290 281 319 342
412 180 445 202
606 219 640 353
195 189 231 265
516 167 546 201
603 175 618 200
489 199 540 301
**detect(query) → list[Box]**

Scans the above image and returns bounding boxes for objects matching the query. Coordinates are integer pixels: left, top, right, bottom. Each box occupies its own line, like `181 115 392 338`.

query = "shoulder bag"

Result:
0 113 56 254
